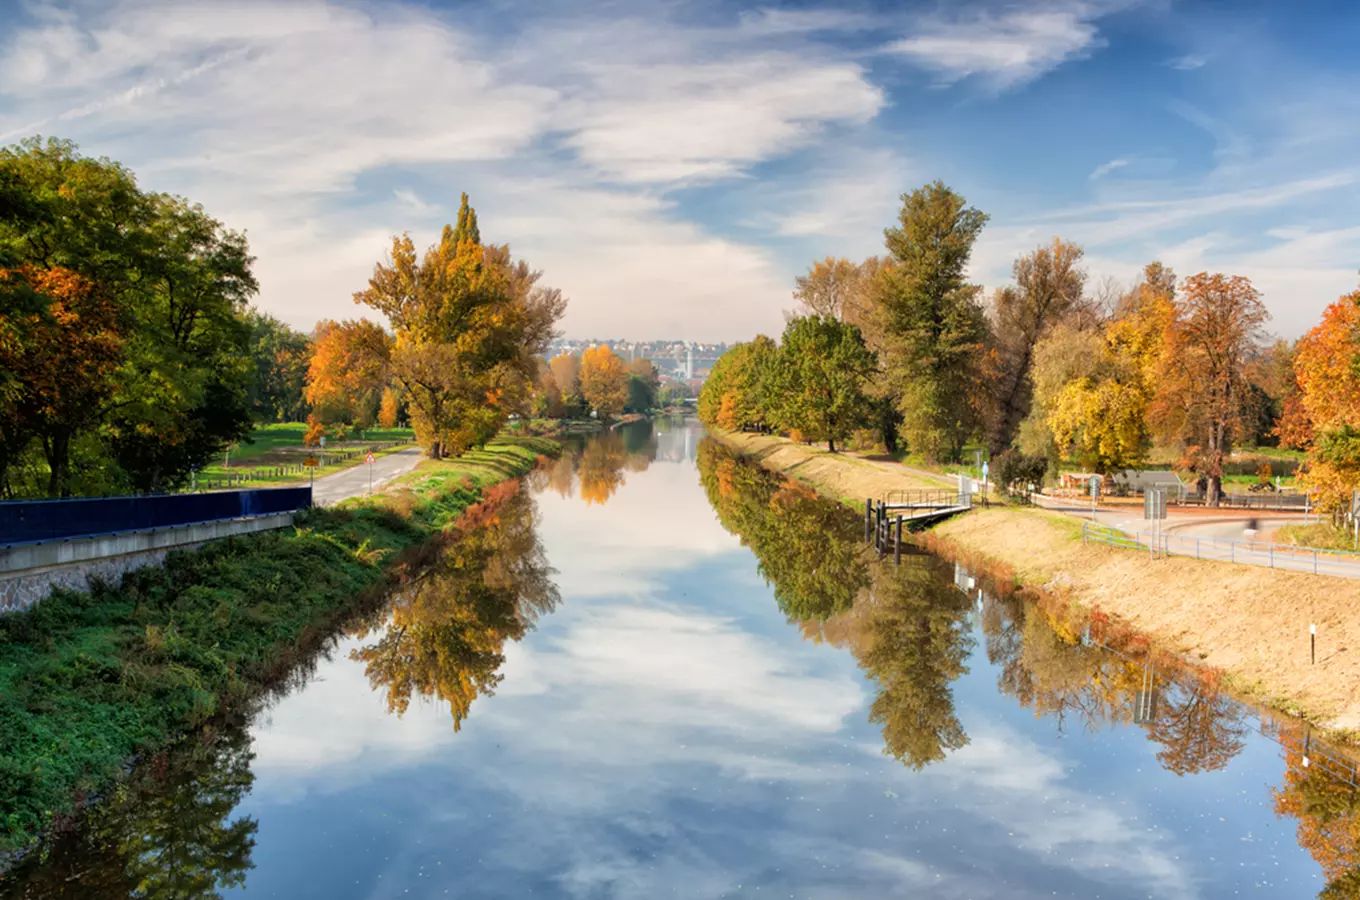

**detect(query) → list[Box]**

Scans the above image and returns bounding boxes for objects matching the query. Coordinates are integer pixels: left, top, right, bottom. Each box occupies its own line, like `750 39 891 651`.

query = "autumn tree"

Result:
878 181 990 462
1287 290 1360 512
548 352 585 417
697 336 777 431
1041 318 1150 477
580 344 629 420
986 238 1088 454
0 266 122 496
766 315 876 452
353 194 564 458
378 386 404 428
303 319 392 433
1 138 259 495
1154 273 1269 506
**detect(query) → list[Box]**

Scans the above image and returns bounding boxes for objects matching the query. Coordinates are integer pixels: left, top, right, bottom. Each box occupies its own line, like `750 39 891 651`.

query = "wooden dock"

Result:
864 491 974 563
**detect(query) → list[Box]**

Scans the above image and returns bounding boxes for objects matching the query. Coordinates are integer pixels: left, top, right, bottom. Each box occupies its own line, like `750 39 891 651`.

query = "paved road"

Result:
1031 494 1360 577
311 446 425 507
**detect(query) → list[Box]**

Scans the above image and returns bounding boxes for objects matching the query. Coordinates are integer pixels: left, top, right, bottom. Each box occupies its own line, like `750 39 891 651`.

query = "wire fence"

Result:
1081 521 1360 577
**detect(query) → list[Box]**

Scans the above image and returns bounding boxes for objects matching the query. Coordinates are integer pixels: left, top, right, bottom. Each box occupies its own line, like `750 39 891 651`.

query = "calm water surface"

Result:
3 420 1354 899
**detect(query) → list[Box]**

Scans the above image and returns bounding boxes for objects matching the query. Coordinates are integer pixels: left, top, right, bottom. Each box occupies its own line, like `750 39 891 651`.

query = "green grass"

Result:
0 435 556 857
192 423 418 489
1275 522 1359 552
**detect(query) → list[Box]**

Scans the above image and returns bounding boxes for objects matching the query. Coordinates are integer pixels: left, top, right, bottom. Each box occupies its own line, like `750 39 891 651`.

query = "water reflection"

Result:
8 423 1360 899
535 419 661 506
698 434 1360 898
2 724 256 899
1276 737 1360 898
349 480 559 729
978 586 1251 776
697 438 868 620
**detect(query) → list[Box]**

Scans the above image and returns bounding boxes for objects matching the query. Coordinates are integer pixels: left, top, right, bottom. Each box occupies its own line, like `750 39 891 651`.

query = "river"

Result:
1 419 1354 899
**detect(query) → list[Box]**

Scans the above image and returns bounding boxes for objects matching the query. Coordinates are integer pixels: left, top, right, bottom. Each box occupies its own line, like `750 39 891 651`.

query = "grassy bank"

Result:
708 429 952 504
706 428 1360 741
0 436 557 857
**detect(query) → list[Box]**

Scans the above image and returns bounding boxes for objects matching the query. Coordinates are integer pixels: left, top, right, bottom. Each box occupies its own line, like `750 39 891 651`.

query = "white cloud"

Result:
0 0 888 340
936 726 1196 899
555 55 882 185
885 7 1105 89
1088 157 1128 180
1169 52 1208 70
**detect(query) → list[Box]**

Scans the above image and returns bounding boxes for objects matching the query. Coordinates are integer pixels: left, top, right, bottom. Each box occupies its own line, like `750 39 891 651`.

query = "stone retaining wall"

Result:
0 513 295 613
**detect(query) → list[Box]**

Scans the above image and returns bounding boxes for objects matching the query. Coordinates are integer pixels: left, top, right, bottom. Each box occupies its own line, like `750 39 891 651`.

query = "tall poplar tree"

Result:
878 181 990 462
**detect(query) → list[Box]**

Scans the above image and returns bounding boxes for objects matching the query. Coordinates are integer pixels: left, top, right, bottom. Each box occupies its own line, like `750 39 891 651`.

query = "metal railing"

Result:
1081 521 1360 577
0 486 313 546
883 488 968 508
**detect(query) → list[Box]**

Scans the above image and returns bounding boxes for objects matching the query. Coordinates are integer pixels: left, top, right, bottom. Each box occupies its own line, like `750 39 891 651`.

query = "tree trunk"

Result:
43 429 72 498
828 437 836 453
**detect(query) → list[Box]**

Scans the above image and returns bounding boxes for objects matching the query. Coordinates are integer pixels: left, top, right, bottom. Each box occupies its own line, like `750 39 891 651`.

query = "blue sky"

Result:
1 0 1358 340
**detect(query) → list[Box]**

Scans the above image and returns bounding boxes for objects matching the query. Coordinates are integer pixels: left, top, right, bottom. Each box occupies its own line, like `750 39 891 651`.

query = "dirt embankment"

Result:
709 430 952 502
709 429 1360 738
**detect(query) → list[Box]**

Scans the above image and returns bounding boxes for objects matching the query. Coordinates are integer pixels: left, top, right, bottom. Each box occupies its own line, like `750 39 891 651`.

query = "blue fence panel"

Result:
0 487 313 546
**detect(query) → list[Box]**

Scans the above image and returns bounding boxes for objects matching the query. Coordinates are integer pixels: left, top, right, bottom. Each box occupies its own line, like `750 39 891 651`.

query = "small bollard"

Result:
895 516 903 565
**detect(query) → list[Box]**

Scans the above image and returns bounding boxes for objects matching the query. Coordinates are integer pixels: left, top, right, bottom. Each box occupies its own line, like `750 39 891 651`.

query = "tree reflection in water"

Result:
698 437 971 768
978 587 1249 775
349 480 559 729
1274 741 1360 899
532 420 658 506
1 723 256 900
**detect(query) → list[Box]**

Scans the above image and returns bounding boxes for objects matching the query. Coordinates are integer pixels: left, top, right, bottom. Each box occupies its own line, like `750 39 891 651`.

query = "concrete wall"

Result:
0 513 295 614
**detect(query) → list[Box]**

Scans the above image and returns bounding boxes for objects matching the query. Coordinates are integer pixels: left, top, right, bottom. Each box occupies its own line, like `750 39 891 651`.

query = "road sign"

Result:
1144 488 1168 520
366 452 376 464
303 456 319 468
1089 475 1101 498
981 460 989 481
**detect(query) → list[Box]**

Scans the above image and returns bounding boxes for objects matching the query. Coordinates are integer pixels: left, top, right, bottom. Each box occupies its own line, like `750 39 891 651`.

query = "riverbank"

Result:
0 436 558 859
707 428 1360 741
708 430 951 502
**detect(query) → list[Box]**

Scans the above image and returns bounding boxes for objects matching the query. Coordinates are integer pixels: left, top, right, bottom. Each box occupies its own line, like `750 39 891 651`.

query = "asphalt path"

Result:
310 446 425 507
1031 494 1360 577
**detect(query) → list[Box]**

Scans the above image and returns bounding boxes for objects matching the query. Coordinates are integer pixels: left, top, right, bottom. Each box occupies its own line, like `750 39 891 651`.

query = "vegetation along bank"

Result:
0 436 557 861
707 427 1360 741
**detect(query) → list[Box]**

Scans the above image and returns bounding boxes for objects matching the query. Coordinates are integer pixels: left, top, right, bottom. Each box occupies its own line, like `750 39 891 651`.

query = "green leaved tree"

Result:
767 315 876 452
878 181 990 462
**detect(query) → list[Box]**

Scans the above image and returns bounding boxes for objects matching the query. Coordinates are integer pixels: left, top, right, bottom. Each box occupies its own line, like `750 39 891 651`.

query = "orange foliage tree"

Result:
1153 273 1269 506
353 195 564 458
0 266 123 495
304 319 393 435
1288 291 1360 512
580 345 629 420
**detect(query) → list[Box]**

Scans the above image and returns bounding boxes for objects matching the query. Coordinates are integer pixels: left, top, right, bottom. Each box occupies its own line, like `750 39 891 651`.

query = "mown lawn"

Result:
193 423 418 489
0 436 556 856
